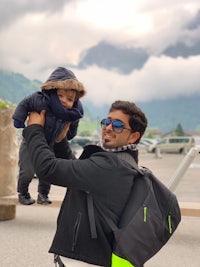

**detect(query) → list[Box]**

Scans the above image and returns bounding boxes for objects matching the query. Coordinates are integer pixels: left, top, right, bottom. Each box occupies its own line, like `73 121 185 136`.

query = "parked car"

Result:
141 138 158 146
194 136 200 149
147 136 195 154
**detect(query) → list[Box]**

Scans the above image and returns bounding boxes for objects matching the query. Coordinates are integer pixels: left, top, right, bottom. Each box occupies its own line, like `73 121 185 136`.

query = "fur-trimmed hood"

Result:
40 67 86 98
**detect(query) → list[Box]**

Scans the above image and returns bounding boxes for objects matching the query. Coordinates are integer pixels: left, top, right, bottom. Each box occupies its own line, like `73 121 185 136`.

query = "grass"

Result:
78 120 101 136
0 98 14 109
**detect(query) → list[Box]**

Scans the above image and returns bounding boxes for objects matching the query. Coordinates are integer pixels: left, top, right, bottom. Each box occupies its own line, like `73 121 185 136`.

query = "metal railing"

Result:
168 147 200 191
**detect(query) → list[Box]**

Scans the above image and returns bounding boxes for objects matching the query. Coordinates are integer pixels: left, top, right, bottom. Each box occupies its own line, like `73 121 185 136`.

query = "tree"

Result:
175 123 184 136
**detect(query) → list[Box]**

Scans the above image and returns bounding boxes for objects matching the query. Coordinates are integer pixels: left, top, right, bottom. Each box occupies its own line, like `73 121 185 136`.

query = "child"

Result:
12 67 86 205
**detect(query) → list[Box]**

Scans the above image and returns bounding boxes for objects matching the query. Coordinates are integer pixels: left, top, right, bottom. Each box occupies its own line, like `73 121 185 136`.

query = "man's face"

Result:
101 110 140 149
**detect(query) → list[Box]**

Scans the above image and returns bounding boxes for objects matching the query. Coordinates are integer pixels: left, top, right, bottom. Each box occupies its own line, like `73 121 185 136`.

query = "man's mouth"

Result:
103 132 114 143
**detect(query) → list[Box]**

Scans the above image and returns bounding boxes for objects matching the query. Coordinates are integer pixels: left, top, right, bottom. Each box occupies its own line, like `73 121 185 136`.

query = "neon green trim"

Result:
143 206 147 222
111 253 135 267
168 215 172 234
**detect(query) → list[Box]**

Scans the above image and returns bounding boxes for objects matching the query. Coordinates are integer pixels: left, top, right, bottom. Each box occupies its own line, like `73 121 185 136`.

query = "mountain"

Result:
0 71 200 134
137 96 200 133
81 96 200 133
163 41 200 58
0 70 41 104
78 41 149 74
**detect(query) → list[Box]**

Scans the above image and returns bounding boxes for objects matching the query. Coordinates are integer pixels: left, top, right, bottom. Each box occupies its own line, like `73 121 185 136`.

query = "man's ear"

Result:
128 131 140 144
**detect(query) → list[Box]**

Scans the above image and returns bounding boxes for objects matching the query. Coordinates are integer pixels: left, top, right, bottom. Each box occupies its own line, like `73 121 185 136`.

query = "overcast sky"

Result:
1 0 200 106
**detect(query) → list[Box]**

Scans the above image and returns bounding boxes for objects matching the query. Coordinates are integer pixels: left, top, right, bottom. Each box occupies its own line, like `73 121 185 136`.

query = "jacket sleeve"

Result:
22 124 90 189
22 124 122 192
54 138 76 159
12 92 44 128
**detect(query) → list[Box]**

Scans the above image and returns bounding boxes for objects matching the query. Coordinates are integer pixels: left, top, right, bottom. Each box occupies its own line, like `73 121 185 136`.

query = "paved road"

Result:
0 151 200 267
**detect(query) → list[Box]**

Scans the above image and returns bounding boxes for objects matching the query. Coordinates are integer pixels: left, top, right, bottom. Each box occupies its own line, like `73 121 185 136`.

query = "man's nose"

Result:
105 123 112 130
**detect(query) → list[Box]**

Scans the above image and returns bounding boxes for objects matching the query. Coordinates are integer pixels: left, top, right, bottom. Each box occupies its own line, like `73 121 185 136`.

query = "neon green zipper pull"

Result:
168 215 172 234
143 206 147 222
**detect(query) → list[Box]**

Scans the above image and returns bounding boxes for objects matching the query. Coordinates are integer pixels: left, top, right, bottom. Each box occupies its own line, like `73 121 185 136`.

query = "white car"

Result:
147 136 195 154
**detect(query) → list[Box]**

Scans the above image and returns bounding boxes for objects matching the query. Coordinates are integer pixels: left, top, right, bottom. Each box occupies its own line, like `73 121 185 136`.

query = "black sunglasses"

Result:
100 118 132 133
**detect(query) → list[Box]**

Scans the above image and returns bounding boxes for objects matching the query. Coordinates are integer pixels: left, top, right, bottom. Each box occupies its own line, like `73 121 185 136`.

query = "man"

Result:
23 100 148 267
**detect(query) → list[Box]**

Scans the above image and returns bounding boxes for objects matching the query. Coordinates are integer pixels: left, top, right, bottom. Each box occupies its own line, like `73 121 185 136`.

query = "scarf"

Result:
99 142 137 152
49 91 83 122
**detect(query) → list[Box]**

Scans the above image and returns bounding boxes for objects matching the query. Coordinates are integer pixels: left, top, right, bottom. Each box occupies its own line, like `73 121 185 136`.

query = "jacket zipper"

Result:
72 212 82 251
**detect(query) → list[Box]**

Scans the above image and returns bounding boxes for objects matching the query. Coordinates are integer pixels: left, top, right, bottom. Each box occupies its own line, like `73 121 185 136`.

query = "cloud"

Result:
1 0 200 106
0 1 106 74
0 0 69 28
76 55 200 105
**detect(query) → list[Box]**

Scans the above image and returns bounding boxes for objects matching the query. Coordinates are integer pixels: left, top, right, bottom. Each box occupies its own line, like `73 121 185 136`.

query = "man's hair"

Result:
109 100 148 143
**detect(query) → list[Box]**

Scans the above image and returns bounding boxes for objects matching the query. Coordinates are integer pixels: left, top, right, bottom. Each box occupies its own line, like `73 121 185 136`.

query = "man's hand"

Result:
27 110 46 127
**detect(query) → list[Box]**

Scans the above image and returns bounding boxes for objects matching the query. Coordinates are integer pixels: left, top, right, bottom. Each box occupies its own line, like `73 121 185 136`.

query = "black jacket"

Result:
23 125 139 267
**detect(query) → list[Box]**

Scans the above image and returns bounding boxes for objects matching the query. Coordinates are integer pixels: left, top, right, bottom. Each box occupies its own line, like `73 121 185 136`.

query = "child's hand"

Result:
27 110 46 127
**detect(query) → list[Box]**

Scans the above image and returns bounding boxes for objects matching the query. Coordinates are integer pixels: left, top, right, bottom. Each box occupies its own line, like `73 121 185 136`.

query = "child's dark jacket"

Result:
12 91 84 146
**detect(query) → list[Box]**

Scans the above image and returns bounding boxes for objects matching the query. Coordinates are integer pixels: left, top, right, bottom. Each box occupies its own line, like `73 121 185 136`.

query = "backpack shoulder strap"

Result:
86 151 143 239
86 190 119 238
116 151 143 174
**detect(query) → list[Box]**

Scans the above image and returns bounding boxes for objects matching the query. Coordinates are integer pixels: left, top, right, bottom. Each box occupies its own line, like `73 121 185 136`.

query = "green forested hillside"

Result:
0 69 41 104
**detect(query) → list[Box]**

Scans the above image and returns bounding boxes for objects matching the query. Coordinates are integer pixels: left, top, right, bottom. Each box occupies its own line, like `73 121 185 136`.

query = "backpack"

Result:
87 153 181 267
